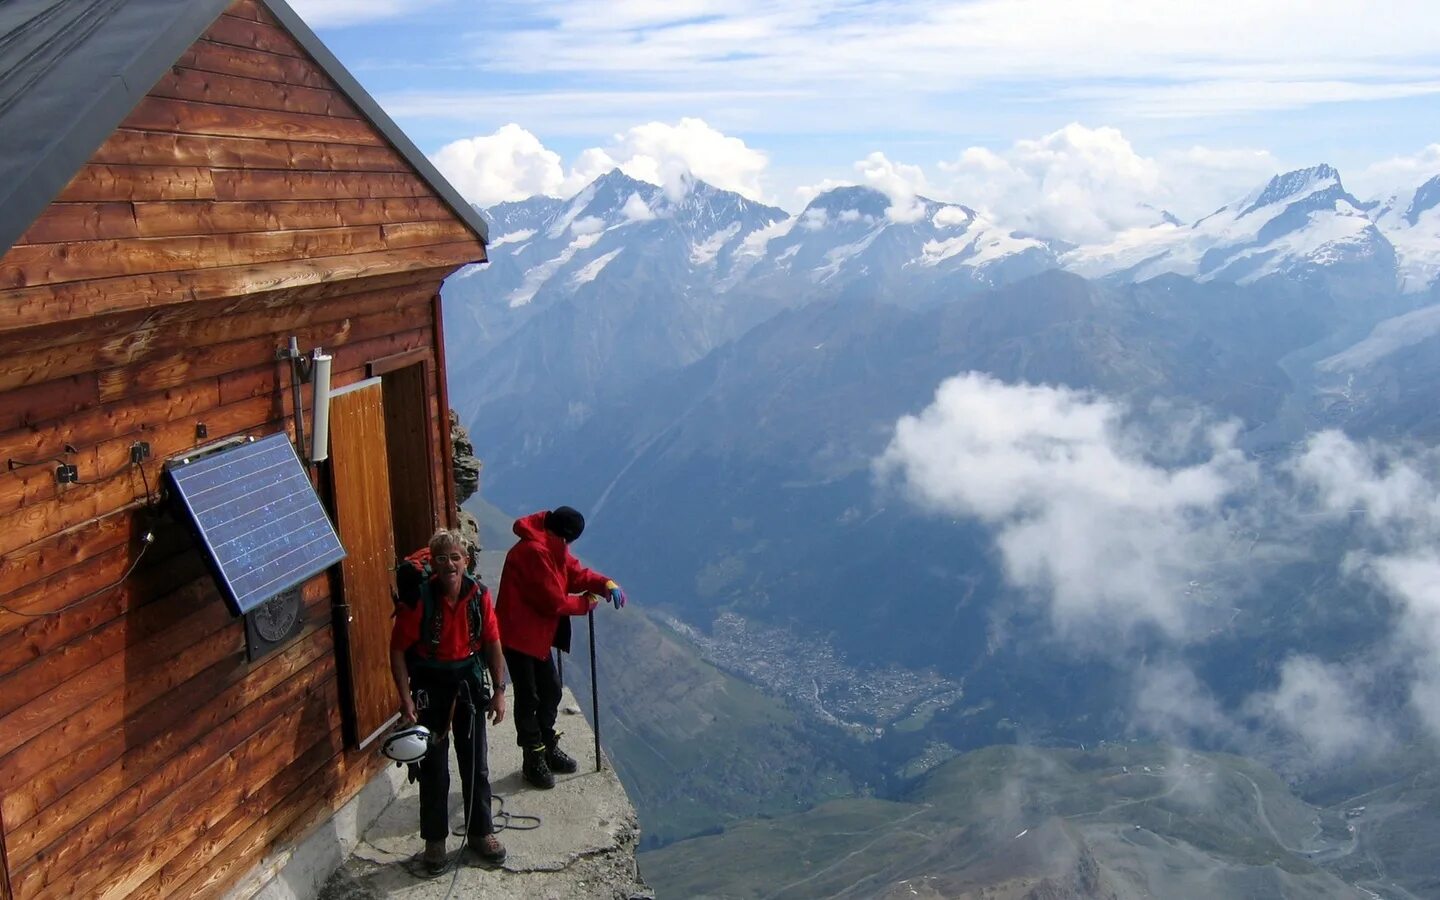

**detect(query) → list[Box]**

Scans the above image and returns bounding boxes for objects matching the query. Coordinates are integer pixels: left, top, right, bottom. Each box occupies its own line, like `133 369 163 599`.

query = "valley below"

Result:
454 159 1440 897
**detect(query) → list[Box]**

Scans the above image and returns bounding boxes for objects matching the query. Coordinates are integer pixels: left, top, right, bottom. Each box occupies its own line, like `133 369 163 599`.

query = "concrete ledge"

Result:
317 688 651 899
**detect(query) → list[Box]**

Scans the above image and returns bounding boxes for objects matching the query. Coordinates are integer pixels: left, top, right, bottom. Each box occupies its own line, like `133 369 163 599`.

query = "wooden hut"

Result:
0 1 488 896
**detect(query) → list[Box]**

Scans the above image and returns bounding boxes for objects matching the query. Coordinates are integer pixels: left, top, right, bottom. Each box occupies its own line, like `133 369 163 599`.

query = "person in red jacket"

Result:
497 506 625 789
390 528 508 874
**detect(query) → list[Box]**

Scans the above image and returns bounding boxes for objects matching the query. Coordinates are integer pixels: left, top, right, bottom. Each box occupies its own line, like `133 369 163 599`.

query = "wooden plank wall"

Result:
0 1 483 897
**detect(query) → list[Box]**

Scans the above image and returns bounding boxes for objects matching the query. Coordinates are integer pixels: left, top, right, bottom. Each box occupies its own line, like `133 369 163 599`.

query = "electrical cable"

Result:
137 459 157 507
0 531 154 619
6 456 69 470
70 457 151 489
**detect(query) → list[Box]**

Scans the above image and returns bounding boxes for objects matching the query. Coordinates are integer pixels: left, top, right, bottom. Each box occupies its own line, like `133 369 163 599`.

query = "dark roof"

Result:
0 0 488 258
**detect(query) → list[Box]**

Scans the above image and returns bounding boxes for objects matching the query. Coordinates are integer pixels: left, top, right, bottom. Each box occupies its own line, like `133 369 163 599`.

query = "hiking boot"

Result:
469 832 507 867
423 839 448 875
523 745 555 789
545 735 579 774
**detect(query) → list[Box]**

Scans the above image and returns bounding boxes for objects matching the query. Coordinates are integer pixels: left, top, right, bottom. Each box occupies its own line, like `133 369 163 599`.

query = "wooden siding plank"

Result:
0 374 99 435
1 606 329 844
0 394 277 537
90 130 408 174
56 165 216 202
95 305 430 403
12 675 340 900
133 197 451 237
0 522 198 639
13 204 138 244
0 243 481 332
155 733 384 900
0 280 432 402
3 224 469 288
0 467 161 575
380 220 476 249
0 557 213 723
3 226 398 288
122 97 384 145
206 14 312 59
0 584 232 759
224 0 275 24
176 41 329 89
7 632 331 865
0 585 326 826
0 268 440 359
212 169 433 202
110 724 346 900
0 515 130 600
151 67 361 119
0 545 134 668
0 381 221 475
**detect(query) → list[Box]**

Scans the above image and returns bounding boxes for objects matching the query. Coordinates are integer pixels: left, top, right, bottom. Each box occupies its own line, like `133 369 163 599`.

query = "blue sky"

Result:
293 0 1440 235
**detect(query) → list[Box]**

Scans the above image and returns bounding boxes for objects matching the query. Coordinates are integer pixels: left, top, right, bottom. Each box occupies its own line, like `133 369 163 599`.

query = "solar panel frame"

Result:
165 432 347 617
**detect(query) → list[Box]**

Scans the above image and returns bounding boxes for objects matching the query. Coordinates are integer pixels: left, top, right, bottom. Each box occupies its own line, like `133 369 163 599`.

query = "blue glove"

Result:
605 580 627 609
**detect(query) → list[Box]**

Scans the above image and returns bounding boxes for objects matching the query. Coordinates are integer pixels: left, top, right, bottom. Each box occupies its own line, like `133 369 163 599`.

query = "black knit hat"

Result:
545 506 585 542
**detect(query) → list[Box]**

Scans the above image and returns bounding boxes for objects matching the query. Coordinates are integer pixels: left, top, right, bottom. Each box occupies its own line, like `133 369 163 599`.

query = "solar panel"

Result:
165 432 347 617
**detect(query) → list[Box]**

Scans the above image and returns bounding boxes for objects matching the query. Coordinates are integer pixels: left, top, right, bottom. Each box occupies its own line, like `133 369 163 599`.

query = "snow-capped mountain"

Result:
734 185 1056 301
1370 174 1440 293
472 169 788 311
1063 164 1395 288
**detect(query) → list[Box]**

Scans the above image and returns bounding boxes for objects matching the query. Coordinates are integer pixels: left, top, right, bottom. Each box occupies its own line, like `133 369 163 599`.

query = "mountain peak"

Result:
1242 164 1343 215
591 168 653 192
803 185 891 219
1404 173 1440 226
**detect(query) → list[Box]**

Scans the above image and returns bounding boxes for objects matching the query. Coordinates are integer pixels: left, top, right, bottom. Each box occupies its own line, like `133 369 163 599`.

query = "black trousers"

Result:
411 663 493 841
504 647 561 750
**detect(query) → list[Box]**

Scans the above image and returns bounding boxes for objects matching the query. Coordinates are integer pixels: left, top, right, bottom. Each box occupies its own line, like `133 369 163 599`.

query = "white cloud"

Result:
473 0 1440 125
599 118 769 201
793 178 851 209
932 206 972 228
430 124 566 206
938 124 1276 244
1134 663 1239 746
1244 656 1387 765
875 373 1255 644
855 152 928 224
570 215 606 236
620 192 656 222
429 120 770 207
798 208 829 231
1293 431 1440 742
1353 143 1440 200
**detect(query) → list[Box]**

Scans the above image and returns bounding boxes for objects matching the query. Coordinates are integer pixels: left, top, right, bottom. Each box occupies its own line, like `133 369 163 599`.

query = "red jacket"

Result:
497 512 610 660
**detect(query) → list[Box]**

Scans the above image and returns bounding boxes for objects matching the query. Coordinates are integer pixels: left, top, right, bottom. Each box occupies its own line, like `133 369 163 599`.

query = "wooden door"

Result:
381 362 438 560
327 378 398 747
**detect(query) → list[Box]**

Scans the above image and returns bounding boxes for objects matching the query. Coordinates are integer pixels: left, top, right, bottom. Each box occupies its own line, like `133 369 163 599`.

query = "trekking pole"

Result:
588 607 601 772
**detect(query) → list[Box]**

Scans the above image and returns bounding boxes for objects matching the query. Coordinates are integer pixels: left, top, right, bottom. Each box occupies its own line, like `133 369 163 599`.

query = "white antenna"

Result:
309 350 333 463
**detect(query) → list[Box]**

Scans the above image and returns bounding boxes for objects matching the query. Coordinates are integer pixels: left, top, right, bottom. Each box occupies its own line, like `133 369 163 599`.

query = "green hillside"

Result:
643 744 1365 899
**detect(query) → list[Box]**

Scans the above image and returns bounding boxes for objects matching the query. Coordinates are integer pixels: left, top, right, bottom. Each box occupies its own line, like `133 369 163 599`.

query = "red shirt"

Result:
390 575 499 660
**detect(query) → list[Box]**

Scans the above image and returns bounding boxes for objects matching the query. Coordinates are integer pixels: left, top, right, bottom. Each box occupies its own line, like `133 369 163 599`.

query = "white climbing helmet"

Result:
382 724 432 763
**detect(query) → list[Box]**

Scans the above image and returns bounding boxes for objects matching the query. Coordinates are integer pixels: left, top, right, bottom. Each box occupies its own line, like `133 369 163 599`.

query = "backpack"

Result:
395 547 488 669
